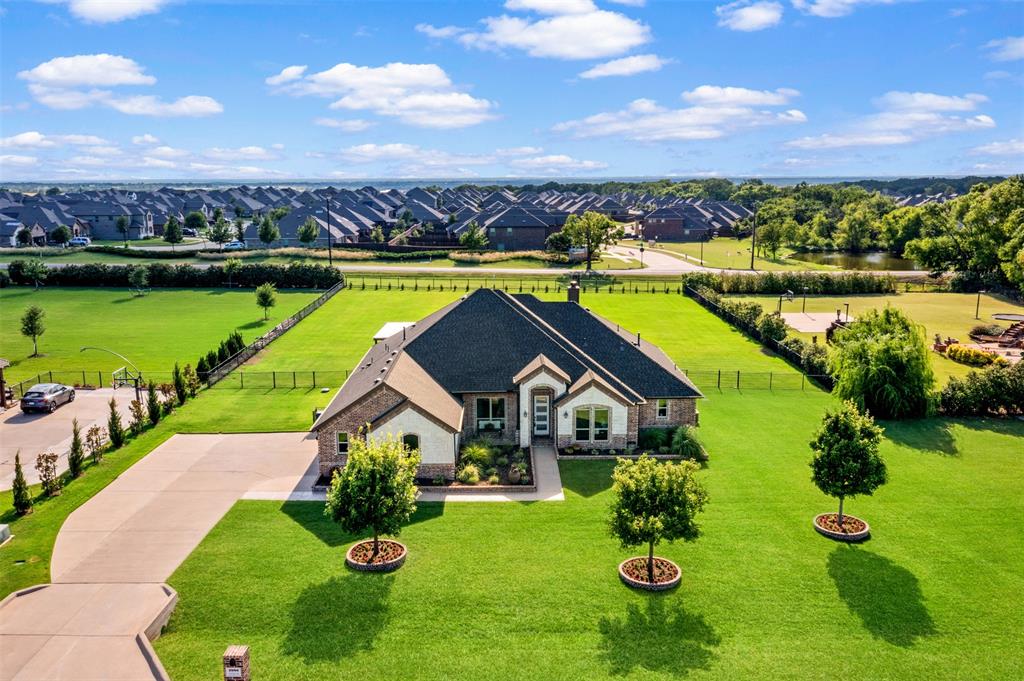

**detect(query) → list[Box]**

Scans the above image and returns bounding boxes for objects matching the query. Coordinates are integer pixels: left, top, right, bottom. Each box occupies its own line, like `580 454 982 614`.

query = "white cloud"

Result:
971 139 1024 156
554 90 806 142
504 0 596 14
106 95 223 116
508 154 607 172
188 162 286 178
608 0 646 5
18 54 156 87
716 1 784 31
82 145 122 156
270 61 495 128
54 0 168 23
265 65 307 85
415 24 466 39
496 146 544 155
785 90 995 149
984 70 1012 80
18 54 221 116
0 154 38 167
983 36 1024 62
682 85 799 106
579 54 669 79
791 0 895 19
141 156 177 168
148 145 188 158
457 8 650 59
204 146 277 160
0 131 109 148
873 91 986 111
131 133 160 145
314 117 375 132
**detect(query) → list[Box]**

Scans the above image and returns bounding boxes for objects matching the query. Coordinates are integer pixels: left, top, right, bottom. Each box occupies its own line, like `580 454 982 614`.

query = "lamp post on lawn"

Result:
802 286 809 313
975 290 986 319
844 302 850 323
639 241 645 268
80 346 143 403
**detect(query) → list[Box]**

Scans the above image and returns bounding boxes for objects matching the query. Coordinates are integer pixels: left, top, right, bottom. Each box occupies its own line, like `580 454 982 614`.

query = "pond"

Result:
788 251 923 271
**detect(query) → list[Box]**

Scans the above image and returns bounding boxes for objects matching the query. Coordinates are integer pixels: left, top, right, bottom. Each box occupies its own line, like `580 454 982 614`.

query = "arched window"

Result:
402 433 420 451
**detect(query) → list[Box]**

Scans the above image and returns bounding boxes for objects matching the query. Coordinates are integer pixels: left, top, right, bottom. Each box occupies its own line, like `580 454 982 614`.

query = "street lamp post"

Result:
975 290 986 319
639 241 645 268
802 286 809 313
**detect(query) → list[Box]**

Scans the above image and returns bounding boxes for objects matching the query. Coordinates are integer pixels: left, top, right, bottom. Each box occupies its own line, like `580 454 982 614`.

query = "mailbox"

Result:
223 645 250 681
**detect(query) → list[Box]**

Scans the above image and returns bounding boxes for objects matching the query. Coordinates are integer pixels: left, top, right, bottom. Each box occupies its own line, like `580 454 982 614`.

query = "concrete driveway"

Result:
0 388 138 491
0 431 317 680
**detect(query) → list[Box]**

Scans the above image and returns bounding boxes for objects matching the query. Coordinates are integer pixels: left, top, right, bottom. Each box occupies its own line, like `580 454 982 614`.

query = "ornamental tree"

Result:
562 210 622 271
185 211 208 236
809 400 886 527
116 215 130 247
21 305 45 356
258 216 280 248
163 215 183 250
829 307 935 419
51 225 72 247
298 217 319 247
68 418 84 478
209 217 231 246
608 455 708 584
458 221 488 250
255 282 277 320
12 452 33 515
324 432 420 563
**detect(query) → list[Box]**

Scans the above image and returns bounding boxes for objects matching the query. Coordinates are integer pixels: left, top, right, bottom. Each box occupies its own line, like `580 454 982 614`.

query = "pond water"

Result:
788 251 923 271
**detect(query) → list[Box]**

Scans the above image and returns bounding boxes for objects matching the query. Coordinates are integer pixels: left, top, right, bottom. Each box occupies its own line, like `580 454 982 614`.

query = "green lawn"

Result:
728 291 1024 383
154 389 1024 680
628 237 836 272
0 287 318 382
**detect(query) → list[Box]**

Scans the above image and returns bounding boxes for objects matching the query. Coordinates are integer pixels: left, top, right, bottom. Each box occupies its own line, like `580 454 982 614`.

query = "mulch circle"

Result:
345 539 407 573
813 513 870 542
618 556 681 591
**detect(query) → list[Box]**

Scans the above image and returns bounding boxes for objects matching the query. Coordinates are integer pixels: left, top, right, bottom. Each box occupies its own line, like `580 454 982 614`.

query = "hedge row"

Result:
86 244 209 259
680 271 896 295
7 259 343 289
946 344 1008 367
940 361 1024 416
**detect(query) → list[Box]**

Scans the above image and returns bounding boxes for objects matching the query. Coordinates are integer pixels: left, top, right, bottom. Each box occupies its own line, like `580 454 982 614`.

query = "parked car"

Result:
182 227 199 237
223 240 246 251
20 383 75 413
68 236 91 247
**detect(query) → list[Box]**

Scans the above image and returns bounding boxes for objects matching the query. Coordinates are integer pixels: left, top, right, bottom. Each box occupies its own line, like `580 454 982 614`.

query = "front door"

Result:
533 395 550 437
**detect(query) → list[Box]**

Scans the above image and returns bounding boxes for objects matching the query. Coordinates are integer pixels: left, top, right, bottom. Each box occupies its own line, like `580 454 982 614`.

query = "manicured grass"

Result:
154 389 1024 680
728 291 1024 383
0 287 318 382
627 237 836 272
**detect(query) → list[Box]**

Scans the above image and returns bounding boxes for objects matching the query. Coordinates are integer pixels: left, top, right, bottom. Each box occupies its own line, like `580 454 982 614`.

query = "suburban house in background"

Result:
641 200 751 241
310 284 703 481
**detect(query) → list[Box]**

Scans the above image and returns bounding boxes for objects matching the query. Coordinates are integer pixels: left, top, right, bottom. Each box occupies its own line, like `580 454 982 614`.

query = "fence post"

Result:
241 372 244 389
736 371 740 389
769 372 773 391
273 372 276 389
98 371 103 387
82 370 86 386
717 369 721 388
313 371 316 388
293 371 296 389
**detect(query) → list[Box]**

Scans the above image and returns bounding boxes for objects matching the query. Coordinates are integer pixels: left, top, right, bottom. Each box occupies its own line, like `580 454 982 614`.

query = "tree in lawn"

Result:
208 216 231 247
213 207 225 224
51 225 72 248
147 381 161 426
172 363 187 406
370 225 385 243
128 265 148 296
324 433 420 564
298 217 319 248
184 211 208 237
107 398 125 449
163 215 183 250
810 401 886 530
21 305 45 356
255 282 277 320
233 217 246 242
458 220 488 250
23 259 48 289
608 455 708 585
223 257 241 287
12 452 33 516
16 227 32 247
257 215 279 248
68 418 85 479
830 307 935 419
116 215 130 246
562 210 622 270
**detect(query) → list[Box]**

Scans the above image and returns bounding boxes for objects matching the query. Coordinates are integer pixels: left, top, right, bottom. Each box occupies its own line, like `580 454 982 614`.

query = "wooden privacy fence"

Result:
205 280 346 387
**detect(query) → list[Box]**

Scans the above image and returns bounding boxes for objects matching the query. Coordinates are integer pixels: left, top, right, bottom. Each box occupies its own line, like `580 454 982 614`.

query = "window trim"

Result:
574 405 611 443
337 432 349 455
574 407 591 442
656 399 669 419
475 396 507 433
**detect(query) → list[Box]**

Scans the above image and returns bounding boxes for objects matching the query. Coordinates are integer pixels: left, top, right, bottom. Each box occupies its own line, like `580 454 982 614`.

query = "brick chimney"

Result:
567 276 580 304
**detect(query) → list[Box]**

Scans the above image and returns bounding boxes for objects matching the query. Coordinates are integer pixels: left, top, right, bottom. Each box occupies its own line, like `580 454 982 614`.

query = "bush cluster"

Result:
86 245 198 259
196 330 246 377
636 426 707 460
940 361 1024 416
682 271 896 295
945 344 1008 367
449 250 568 264
7 259 343 289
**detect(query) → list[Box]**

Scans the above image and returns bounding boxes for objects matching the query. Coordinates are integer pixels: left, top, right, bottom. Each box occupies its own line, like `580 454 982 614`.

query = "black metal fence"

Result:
207 370 350 390
204 280 346 386
343 275 688 295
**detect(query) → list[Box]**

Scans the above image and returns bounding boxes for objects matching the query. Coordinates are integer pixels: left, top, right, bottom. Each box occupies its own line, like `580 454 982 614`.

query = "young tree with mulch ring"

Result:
107 398 125 449
12 452 33 515
809 400 887 538
324 432 420 569
68 418 85 479
35 451 62 497
608 455 708 587
85 425 105 464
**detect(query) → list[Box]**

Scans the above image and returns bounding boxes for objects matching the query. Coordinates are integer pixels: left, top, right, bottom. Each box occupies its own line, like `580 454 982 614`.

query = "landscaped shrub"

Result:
12 453 33 515
68 419 84 479
107 398 125 449
0 270 10 288
637 427 672 452
449 250 568 264
970 323 1005 337
457 463 481 485
945 344 1008 367
940 361 1024 416
719 299 763 329
682 271 897 296
758 312 788 342
460 440 494 468
801 343 830 376
670 426 706 461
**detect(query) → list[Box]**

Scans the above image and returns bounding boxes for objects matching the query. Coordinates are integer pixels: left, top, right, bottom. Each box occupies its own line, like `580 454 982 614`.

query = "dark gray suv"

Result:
20 383 76 413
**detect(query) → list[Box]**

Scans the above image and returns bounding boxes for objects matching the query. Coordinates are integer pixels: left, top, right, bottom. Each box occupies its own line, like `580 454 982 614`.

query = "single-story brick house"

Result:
311 286 703 480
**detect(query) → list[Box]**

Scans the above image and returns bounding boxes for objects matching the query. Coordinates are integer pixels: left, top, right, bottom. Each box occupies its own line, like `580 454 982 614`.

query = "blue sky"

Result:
0 0 1021 181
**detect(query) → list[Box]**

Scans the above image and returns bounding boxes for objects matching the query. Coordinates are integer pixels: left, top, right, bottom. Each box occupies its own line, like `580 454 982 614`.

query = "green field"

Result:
728 291 1024 383
628 237 836 272
0 287 318 382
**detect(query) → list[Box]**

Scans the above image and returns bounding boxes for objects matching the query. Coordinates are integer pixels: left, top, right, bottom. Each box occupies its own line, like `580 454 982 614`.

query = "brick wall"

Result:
461 392 518 445
316 385 404 476
638 398 697 429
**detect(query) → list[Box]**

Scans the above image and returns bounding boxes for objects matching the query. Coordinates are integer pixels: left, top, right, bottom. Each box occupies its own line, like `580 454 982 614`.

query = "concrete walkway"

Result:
244 445 565 503
0 432 317 681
